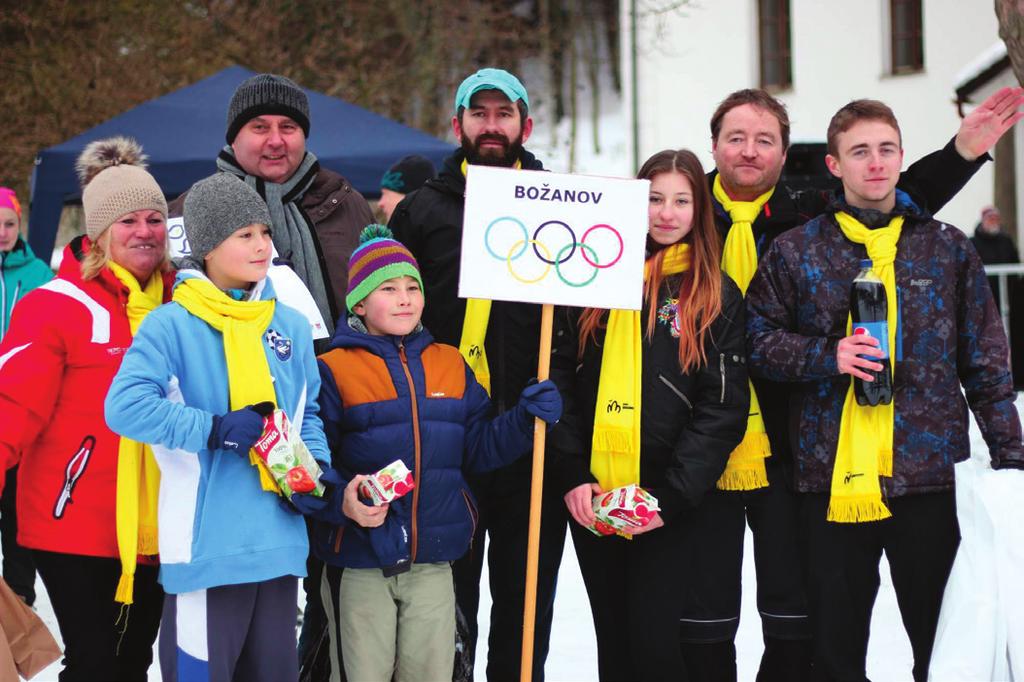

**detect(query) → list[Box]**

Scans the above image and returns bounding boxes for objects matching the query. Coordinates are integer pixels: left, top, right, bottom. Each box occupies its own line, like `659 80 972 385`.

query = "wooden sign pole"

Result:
519 303 554 682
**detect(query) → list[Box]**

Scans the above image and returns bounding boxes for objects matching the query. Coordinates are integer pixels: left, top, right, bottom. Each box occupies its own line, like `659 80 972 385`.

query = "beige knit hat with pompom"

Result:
75 137 167 240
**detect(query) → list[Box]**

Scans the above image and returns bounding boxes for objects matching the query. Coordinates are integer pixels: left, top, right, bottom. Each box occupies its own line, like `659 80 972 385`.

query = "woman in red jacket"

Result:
0 137 173 681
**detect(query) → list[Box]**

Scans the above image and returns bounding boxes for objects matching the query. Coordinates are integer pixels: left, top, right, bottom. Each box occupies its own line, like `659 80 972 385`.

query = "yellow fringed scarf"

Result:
110 263 164 605
458 158 521 394
828 211 902 523
172 278 280 494
712 175 773 490
460 299 492 395
590 244 691 494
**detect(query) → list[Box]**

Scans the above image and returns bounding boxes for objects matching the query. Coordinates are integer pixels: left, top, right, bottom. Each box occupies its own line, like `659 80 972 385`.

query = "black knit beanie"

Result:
226 74 311 144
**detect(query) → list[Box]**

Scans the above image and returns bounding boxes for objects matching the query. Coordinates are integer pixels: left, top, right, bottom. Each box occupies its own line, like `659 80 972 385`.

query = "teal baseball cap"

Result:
454 68 529 116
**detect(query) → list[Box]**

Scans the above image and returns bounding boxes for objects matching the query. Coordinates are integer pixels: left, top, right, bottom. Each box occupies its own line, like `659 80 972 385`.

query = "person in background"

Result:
169 73 374 340
377 155 436 223
970 205 1019 309
0 186 52 607
0 138 170 680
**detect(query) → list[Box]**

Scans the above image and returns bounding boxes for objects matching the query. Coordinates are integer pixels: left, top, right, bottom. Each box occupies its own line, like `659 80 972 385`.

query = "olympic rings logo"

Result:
483 217 625 287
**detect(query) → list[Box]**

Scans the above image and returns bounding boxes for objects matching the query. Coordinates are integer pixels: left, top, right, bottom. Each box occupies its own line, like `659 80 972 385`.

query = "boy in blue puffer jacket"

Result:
313 225 561 682
106 173 338 682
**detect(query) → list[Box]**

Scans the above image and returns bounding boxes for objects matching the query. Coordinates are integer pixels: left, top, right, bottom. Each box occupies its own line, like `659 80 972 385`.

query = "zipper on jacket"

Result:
399 342 422 561
719 354 726 404
658 373 693 410
4 281 20 338
0 253 6 338
332 526 345 553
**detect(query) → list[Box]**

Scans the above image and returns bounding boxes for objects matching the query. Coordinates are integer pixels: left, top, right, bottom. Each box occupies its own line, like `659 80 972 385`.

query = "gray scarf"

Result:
216 147 335 334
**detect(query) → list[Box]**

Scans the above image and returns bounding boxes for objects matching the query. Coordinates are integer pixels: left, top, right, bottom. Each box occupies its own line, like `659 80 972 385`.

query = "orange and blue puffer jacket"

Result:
313 317 533 573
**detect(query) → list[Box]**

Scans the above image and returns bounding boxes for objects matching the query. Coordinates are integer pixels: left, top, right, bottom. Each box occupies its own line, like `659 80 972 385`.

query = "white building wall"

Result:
626 0 1001 233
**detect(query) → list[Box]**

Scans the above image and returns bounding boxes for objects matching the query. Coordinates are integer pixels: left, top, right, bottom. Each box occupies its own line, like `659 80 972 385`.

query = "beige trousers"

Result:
338 562 455 682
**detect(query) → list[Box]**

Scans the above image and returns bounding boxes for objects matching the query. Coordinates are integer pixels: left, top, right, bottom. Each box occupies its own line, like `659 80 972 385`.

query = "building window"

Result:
890 0 923 73
758 0 792 90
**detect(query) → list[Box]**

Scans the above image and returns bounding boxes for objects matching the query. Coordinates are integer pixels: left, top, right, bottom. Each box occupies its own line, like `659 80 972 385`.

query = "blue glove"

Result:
518 379 562 425
291 468 346 524
207 401 274 453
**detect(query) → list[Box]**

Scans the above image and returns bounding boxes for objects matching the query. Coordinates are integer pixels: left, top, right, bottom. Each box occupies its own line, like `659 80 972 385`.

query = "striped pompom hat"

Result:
345 224 423 311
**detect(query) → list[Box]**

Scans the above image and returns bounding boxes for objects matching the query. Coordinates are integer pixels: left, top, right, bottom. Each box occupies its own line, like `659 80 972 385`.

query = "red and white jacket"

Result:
0 238 173 558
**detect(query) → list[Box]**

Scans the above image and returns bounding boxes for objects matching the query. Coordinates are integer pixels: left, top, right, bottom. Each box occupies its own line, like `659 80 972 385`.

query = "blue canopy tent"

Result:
28 65 452 259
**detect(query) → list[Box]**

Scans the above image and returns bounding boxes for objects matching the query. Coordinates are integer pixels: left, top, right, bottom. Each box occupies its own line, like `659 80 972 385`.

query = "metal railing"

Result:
982 263 1024 348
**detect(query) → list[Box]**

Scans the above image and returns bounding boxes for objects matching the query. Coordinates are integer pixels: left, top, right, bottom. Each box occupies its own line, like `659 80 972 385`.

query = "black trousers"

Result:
571 513 689 682
33 550 164 682
800 491 959 682
678 460 811 682
452 467 567 682
1 466 35 605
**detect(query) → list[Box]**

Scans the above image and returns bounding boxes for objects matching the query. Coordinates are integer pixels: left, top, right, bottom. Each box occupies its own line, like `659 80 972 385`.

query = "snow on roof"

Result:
954 42 1009 97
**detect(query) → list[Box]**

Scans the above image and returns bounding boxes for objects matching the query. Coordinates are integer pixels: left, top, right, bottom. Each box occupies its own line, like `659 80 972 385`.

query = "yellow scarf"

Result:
590 244 690 494
712 175 773 490
458 158 522 394
110 263 164 605
828 212 902 523
172 278 280 493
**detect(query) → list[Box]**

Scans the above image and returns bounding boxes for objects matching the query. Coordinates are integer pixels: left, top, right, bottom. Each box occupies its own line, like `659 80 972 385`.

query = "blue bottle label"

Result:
852 321 889 359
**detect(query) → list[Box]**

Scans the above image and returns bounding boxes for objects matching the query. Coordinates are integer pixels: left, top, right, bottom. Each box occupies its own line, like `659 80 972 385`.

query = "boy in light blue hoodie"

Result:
106 173 337 682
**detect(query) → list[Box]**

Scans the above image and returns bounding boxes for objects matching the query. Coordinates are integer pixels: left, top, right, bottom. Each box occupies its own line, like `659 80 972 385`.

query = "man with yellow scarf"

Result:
746 99 1024 682
679 86 1024 681
388 68 565 681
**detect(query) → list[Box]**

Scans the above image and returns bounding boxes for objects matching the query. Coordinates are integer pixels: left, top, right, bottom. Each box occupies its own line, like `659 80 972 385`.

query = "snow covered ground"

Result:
19 394 1014 681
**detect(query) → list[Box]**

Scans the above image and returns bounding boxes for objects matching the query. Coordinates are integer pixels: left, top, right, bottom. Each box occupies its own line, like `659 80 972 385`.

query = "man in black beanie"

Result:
170 73 373 340
378 155 436 222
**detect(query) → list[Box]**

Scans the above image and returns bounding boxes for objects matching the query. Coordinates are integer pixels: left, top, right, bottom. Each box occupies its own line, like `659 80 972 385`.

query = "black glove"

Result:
992 459 1024 470
518 379 563 425
207 401 274 453
291 468 347 524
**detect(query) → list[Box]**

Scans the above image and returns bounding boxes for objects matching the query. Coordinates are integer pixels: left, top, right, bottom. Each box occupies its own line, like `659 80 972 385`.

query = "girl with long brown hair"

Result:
548 149 750 680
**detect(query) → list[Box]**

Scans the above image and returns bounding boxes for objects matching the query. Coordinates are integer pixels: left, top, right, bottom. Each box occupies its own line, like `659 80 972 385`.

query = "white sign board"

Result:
459 166 649 310
166 215 329 339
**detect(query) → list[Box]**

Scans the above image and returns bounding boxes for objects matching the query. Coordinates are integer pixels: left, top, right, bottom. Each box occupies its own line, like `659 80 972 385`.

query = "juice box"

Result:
359 459 415 506
589 484 660 536
253 409 326 497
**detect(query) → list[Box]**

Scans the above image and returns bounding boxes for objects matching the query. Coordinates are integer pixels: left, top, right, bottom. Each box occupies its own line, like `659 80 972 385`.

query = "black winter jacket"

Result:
547 273 750 521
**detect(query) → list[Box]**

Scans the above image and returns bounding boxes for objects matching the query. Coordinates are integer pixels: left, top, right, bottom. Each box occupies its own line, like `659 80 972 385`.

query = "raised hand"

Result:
954 86 1024 161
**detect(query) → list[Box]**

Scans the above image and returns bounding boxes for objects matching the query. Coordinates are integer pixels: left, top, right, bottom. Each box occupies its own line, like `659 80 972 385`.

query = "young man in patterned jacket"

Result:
745 99 1024 682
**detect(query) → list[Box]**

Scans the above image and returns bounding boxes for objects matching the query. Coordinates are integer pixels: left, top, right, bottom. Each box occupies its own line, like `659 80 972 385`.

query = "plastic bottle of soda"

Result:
850 258 893 406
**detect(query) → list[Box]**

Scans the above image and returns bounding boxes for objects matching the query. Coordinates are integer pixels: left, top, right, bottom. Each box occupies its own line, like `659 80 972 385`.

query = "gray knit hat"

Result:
182 174 272 267
76 137 167 241
226 74 310 143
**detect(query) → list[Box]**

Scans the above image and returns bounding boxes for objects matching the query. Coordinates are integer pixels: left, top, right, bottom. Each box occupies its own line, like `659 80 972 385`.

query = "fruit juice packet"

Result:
588 484 660 536
253 409 326 498
359 459 415 506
